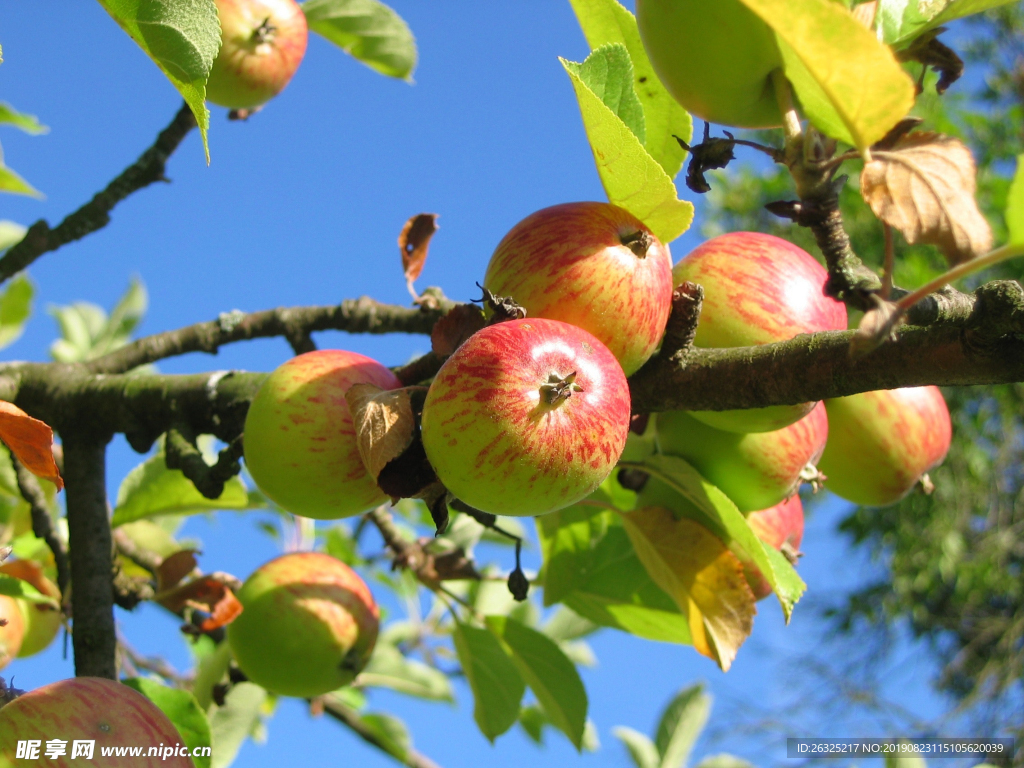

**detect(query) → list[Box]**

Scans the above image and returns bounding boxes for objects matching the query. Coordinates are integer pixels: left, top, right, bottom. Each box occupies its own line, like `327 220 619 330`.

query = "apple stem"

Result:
771 69 803 145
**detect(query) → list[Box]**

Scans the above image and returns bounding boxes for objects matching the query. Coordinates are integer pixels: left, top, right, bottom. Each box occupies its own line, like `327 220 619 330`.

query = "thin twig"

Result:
117 637 190 687
0 102 197 286
12 457 70 601
317 694 444 768
882 224 895 299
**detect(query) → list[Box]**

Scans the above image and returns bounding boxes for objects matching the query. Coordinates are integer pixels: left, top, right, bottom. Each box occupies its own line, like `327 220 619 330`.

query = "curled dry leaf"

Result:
0 401 63 491
155 573 243 632
620 506 756 671
849 297 905 358
398 213 439 298
861 132 993 265
345 383 418 481
431 304 486 358
155 549 200 593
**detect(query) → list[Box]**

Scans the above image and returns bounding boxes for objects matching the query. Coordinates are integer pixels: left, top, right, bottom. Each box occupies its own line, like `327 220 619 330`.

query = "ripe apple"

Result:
0 677 194 766
482 202 673 376
206 0 308 110
636 0 784 129
227 552 379 697
243 349 402 520
673 232 848 433
0 595 25 670
420 318 631 516
657 402 828 513
744 495 804 600
0 560 61 658
818 386 952 507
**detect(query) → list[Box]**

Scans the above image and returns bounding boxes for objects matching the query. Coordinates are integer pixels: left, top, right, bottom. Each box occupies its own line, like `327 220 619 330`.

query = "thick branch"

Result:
12 458 70 601
64 434 116 679
317 694 444 768
87 297 454 375
0 103 196 286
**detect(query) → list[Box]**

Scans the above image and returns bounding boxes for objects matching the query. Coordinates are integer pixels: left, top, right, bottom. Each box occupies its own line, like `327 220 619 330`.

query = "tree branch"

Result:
12 457 70 602
64 434 116 679
0 102 197 286
86 296 454 375
317 694 444 768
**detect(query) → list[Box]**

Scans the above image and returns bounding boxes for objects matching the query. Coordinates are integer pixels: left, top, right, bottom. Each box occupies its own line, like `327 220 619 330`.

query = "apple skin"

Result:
744 495 804 600
243 350 402 520
227 552 379 698
206 0 308 110
0 595 25 670
421 318 631 517
482 202 674 376
657 402 828 513
673 232 848 433
818 386 952 507
0 560 61 658
636 0 784 129
0 677 194 767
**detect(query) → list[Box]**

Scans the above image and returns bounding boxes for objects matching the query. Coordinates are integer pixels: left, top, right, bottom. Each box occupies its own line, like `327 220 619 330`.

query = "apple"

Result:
657 402 828 513
0 596 24 670
243 349 403 520
420 318 631 516
673 232 848 433
482 202 673 376
818 386 952 507
206 0 308 110
0 560 61 658
227 552 379 697
744 495 804 600
0 677 194 766
636 0 784 129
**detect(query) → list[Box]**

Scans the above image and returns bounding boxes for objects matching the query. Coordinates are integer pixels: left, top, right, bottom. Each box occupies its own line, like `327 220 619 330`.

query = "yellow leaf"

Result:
621 506 755 670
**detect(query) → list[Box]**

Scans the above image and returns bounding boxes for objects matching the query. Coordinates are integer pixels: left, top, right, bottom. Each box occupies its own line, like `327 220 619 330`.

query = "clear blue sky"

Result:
0 3 969 767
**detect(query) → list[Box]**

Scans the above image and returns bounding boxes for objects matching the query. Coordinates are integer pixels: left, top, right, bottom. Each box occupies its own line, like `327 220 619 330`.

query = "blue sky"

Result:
0 3 969 767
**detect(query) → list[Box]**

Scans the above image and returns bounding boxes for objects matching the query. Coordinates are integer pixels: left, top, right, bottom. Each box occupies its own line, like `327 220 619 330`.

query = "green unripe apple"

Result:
818 386 952 506
636 0 784 128
0 595 24 670
227 552 379 698
657 402 827 513
0 560 61 658
243 349 402 520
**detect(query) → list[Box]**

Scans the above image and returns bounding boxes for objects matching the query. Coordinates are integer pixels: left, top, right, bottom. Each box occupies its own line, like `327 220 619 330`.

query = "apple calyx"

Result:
252 16 277 45
475 282 527 323
798 463 826 493
540 371 582 405
1 676 24 707
620 228 654 257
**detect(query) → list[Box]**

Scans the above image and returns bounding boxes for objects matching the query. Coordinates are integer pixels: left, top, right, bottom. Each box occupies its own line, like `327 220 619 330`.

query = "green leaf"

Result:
0 163 42 198
694 755 757 768
192 639 232 711
568 0 691 177
123 679 212 768
655 684 711 768
48 278 148 362
356 643 454 702
737 0 915 148
1006 154 1024 245
0 574 58 607
452 621 525 742
323 523 361 565
0 273 34 351
486 616 588 751
541 606 599 642
0 221 26 253
357 713 411 761
536 490 693 645
302 0 417 80
0 102 48 135
208 682 266 768
111 438 251 527
627 455 805 619
878 0 1019 46
519 704 548 745
96 0 219 162
564 44 645 144
613 726 661 768
561 57 693 244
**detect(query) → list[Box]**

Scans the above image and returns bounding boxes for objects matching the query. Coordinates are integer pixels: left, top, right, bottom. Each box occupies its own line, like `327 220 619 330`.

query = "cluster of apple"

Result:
0 560 62 670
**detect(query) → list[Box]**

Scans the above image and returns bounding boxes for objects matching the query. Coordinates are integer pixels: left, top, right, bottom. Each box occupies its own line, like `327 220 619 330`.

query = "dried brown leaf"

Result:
155 549 199 593
849 297 905 358
345 383 417 481
861 132 993 265
430 304 486 357
0 401 63 491
155 573 243 631
398 213 439 289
